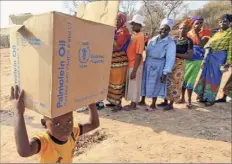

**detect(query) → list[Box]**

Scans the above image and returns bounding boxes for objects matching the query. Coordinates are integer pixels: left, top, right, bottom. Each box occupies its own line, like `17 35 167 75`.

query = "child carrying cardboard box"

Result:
11 85 99 163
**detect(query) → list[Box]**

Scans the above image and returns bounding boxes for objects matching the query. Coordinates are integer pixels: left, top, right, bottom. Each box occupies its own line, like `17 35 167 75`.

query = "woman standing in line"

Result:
194 14 232 106
78 12 131 112
178 16 211 108
158 20 194 110
105 12 131 112
139 18 176 111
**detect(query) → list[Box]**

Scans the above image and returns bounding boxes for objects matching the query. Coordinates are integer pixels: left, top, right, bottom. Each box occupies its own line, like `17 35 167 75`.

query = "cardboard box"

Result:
77 1 120 27
9 11 117 118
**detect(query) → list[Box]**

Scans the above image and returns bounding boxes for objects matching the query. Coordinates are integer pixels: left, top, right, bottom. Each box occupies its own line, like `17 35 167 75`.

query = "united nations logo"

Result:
78 42 90 63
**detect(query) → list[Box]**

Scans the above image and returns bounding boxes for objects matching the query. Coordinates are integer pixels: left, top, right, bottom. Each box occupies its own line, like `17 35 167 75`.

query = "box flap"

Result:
76 0 119 27
8 25 25 34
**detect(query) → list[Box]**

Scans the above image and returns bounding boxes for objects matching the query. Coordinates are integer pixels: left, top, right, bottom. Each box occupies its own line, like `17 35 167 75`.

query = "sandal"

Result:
146 106 154 112
157 102 168 107
138 101 146 106
215 98 226 103
123 105 137 111
186 102 192 109
176 99 186 104
163 104 174 111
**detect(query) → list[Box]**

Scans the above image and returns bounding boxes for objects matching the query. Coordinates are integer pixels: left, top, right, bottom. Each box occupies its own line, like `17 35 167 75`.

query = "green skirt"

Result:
183 60 202 90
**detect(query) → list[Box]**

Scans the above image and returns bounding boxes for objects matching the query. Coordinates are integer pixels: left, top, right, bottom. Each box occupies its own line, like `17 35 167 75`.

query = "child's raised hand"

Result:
10 85 25 115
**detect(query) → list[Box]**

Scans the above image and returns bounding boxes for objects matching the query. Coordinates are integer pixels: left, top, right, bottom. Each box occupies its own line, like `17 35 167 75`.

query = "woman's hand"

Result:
130 70 137 80
160 74 167 83
223 64 230 72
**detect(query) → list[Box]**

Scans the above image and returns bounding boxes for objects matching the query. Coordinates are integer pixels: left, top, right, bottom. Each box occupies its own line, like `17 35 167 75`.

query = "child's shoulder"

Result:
33 131 50 146
73 123 83 138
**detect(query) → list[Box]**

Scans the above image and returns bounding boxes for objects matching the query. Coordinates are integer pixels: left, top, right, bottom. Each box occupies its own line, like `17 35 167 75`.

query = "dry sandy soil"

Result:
0 48 231 163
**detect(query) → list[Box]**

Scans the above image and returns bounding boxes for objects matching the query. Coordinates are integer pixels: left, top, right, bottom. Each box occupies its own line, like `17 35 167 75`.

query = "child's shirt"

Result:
33 124 82 163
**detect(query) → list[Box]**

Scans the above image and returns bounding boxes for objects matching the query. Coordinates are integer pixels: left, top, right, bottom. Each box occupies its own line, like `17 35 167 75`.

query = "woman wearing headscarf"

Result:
105 12 131 112
178 16 211 108
139 18 176 111
194 14 232 106
158 20 194 110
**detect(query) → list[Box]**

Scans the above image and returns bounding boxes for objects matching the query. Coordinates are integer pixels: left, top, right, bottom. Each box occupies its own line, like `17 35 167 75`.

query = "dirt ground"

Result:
0 48 231 163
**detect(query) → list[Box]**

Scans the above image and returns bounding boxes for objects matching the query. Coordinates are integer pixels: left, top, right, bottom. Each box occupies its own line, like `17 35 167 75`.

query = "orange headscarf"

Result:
179 18 192 29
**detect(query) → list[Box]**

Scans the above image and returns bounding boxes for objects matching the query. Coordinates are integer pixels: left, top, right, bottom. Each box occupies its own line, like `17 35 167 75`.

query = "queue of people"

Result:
100 12 232 112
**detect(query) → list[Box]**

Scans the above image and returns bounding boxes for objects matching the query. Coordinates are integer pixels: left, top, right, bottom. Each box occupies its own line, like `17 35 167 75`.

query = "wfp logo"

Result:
78 42 90 64
78 42 104 69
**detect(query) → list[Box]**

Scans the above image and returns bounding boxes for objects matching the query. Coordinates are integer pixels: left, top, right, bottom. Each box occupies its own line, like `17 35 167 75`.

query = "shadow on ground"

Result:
0 109 43 129
81 100 232 143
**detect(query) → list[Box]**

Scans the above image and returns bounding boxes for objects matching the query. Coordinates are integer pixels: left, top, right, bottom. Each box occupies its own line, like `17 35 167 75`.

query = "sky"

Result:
0 0 209 28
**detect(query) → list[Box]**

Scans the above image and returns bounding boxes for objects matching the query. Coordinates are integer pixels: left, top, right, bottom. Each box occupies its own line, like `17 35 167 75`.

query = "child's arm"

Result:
80 103 100 134
11 86 39 157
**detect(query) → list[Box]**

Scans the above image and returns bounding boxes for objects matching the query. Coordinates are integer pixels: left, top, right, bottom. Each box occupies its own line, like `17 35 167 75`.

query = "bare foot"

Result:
138 101 146 106
176 99 185 104
123 103 137 111
150 103 156 109
186 102 192 109
111 106 122 112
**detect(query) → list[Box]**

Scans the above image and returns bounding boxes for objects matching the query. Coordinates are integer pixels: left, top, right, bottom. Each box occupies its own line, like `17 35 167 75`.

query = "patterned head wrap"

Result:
179 18 193 29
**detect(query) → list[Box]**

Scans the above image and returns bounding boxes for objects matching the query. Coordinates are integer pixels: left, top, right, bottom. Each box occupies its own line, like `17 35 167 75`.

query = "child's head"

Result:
41 112 73 141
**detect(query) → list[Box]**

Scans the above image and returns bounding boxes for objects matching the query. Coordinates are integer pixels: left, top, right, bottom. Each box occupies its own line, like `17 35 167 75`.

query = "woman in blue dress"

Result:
139 18 176 111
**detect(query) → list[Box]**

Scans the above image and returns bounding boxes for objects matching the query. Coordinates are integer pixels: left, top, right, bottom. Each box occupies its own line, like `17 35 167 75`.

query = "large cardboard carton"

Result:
77 1 119 26
9 11 117 118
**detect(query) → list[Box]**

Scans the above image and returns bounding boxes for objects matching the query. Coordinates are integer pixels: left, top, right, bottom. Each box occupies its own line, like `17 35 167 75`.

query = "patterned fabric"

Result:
125 65 143 102
194 28 232 101
183 45 205 90
205 28 232 64
194 50 227 102
114 26 131 52
107 51 128 105
183 60 202 90
166 37 192 102
166 58 185 102
107 24 131 105
223 74 232 98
